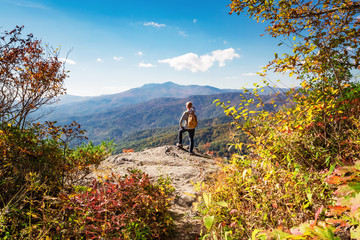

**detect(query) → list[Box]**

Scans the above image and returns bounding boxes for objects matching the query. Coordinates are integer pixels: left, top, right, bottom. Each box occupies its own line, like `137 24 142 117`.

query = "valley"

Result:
42 82 288 156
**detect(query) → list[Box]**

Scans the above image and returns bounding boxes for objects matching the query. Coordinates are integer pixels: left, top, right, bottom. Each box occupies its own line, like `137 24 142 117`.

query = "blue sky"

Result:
1 0 298 96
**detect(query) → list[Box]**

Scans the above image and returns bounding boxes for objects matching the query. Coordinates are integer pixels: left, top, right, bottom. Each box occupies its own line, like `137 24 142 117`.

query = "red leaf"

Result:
326 175 352 185
326 205 350 216
325 218 349 228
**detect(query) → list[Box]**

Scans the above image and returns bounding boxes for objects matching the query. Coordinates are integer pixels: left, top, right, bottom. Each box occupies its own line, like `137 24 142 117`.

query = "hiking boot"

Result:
176 143 183 148
189 152 195 156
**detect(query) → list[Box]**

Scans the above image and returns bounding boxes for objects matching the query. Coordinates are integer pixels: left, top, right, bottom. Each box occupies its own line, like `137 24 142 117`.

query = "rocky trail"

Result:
85 145 220 240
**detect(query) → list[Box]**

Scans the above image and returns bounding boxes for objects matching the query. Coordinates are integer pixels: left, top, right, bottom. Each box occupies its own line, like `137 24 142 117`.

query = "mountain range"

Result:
47 82 238 119
41 82 289 153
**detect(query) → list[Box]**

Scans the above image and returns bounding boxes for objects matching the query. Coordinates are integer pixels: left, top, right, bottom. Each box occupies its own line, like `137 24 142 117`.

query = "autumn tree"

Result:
0 26 76 211
230 0 360 77
0 26 67 128
197 1 360 238
227 0 360 168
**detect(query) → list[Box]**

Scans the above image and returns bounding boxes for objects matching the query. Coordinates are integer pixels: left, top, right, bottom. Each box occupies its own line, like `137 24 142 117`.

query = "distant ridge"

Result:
50 91 286 144
40 82 290 147
47 81 238 120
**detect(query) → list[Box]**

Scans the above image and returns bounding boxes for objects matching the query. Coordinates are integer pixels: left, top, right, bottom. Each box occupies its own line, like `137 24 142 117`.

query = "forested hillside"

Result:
115 116 249 158
48 91 286 150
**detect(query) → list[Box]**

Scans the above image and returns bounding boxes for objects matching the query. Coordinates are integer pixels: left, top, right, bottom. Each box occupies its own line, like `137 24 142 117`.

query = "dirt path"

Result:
85 145 219 240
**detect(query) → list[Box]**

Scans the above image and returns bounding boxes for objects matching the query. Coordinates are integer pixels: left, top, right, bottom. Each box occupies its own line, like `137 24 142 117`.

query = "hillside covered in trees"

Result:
41 83 287 157
43 83 287 147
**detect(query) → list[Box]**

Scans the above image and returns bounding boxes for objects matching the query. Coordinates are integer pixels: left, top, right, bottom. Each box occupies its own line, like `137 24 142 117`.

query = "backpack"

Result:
187 111 198 129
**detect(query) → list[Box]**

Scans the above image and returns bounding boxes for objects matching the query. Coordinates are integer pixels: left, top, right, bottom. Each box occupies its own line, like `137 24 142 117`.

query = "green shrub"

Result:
0 124 64 206
66 140 116 183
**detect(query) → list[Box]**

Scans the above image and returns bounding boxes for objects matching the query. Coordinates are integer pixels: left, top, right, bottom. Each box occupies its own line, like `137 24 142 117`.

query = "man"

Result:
177 101 197 155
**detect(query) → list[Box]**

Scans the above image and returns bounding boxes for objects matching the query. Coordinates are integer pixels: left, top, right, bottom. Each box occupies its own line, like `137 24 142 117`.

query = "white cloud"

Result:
212 49 239 67
137 51 143 56
59 58 76 65
143 21 166 28
241 72 257 76
113 56 123 61
96 58 103 62
179 30 188 37
193 19 198 23
159 48 239 72
138 62 156 68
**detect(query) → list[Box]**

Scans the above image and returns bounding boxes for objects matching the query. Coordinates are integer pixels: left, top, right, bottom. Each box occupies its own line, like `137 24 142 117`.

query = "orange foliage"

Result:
123 148 134 153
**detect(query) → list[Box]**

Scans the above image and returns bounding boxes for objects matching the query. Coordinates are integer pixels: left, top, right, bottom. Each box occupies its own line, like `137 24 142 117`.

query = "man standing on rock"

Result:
177 101 197 155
